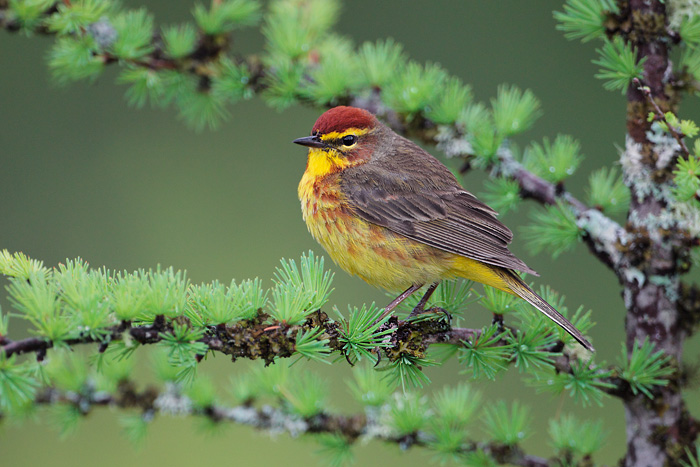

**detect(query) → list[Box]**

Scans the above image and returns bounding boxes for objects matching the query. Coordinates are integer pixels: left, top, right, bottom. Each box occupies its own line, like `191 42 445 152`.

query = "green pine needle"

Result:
151 347 179 382
523 202 581 259
270 283 313 326
673 156 700 202
508 323 559 372
620 338 675 398
0 250 48 280
117 67 165 109
250 361 290 398
549 414 605 456
383 61 447 115
176 89 231 132
7 273 72 342
212 57 253 103
651 111 699 139
110 9 155 60
316 434 354 467
280 371 328 417
480 285 522 315
45 0 109 36
482 400 531 446
383 355 436 390
593 36 646 93
463 449 498 467
480 177 521 215
50 404 83 438
263 0 338 59
431 383 481 429
387 391 430 436
93 350 134 392
554 0 617 42
229 371 258 404
189 278 266 326
45 350 89 393
193 0 260 35
142 267 189 319
523 134 582 183
428 425 469 464
8 0 55 31
274 251 334 314
458 324 511 380
292 327 331 364
337 303 392 364
491 85 542 137
0 355 40 413
48 36 104 85
681 47 700 83
347 364 396 407
55 260 113 341
532 286 596 345
534 359 614 407
158 323 208 385
357 38 407 88
0 308 8 336
682 443 700 467
427 76 473 125
185 375 217 409
262 59 305 109
681 15 700 46
302 37 361 106
459 103 501 163
110 271 147 321
119 412 150 447
586 167 630 215
162 23 197 59
189 281 238 326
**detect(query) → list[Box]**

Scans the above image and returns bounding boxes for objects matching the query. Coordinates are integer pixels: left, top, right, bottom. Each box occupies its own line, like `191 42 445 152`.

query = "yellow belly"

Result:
298 163 516 294
298 174 514 294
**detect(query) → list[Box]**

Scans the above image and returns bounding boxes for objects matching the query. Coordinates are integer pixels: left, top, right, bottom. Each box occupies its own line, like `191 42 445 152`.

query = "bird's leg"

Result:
408 282 440 317
378 283 424 320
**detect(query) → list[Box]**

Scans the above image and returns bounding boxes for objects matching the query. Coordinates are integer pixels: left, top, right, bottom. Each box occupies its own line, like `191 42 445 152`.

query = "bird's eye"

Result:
341 135 357 146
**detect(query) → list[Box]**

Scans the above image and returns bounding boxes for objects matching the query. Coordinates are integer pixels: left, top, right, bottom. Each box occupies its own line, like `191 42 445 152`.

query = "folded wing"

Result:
340 134 537 275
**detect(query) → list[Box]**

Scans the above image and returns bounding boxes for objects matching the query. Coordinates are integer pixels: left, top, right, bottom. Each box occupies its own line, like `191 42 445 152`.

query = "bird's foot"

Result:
373 347 382 367
491 313 505 333
408 306 451 324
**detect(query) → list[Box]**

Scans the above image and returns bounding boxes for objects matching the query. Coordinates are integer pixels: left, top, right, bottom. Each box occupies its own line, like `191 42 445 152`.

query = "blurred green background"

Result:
1 1 699 465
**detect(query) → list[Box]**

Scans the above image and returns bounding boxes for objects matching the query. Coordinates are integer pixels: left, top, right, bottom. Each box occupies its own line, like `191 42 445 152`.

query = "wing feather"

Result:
340 133 537 275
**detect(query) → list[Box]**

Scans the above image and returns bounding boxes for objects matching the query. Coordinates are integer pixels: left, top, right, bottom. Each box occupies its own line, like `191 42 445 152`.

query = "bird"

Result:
293 106 593 351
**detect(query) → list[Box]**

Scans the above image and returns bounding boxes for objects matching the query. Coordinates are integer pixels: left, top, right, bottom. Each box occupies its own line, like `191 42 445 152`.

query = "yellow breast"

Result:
298 149 452 291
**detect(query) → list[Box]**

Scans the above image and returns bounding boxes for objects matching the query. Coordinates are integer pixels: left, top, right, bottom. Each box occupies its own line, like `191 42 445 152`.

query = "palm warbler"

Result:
294 106 593 351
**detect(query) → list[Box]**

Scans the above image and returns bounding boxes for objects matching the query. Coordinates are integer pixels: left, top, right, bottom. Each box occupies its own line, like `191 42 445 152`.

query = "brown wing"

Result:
340 133 537 275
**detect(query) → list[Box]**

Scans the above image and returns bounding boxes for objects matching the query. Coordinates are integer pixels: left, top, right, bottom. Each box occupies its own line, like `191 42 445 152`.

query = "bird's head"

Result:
293 106 383 175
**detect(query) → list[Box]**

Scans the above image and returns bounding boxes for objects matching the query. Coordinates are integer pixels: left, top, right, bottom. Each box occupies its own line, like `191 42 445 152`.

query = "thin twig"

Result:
633 77 690 157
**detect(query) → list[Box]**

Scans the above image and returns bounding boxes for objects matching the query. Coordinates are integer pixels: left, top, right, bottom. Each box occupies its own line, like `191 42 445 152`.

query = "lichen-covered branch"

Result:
29 379 552 467
1 312 474 362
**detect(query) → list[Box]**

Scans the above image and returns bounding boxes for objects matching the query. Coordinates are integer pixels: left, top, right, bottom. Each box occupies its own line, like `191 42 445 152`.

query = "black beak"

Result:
293 135 326 148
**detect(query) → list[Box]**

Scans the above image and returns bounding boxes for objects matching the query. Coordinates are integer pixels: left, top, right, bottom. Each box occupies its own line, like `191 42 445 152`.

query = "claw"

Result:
373 347 382 367
433 307 452 324
344 351 355 367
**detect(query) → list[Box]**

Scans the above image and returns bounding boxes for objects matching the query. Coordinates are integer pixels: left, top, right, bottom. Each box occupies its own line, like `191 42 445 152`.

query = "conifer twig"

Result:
31 380 554 467
632 77 690 157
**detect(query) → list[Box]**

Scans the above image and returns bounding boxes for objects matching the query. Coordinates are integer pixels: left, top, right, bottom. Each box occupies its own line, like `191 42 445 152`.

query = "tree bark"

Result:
621 1 693 465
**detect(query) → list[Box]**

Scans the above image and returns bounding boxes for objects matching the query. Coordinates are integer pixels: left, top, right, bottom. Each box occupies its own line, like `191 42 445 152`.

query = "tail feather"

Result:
504 272 594 352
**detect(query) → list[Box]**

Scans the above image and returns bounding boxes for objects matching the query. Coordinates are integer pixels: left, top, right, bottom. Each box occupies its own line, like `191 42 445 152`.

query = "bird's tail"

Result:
500 270 594 352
